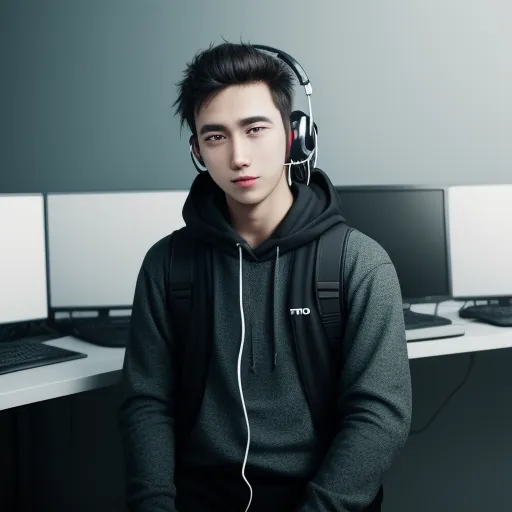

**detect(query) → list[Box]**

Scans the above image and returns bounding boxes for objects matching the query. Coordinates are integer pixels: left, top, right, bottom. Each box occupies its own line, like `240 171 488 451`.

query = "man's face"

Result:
194 82 288 205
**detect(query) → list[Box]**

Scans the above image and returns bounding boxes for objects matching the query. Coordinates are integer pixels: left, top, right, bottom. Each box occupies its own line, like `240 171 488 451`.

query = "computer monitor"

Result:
335 186 451 304
447 184 512 302
46 190 188 310
0 194 49 325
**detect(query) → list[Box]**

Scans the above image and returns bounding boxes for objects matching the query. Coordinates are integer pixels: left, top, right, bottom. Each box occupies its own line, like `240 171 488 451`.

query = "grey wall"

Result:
2 0 512 193
1 1 512 511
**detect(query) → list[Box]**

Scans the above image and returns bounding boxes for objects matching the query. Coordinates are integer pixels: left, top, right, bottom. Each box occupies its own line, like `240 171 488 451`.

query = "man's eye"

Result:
205 135 223 142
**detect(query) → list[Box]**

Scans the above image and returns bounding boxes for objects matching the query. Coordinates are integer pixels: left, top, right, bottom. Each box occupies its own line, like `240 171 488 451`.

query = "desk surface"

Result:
0 337 124 410
407 303 512 358
1 302 511 410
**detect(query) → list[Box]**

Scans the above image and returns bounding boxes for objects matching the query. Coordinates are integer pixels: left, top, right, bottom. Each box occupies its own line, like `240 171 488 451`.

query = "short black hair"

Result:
172 39 296 138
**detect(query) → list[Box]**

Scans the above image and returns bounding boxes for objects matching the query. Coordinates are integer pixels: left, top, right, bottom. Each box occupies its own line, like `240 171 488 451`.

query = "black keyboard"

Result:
0 338 87 376
67 316 130 348
404 309 453 330
459 305 512 327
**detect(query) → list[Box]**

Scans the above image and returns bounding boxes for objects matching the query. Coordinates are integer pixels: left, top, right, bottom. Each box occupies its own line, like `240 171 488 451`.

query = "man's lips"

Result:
232 176 258 182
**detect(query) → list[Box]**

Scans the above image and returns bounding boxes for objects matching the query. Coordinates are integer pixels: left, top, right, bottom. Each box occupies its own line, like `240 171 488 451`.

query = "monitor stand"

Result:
49 306 131 324
48 307 132 346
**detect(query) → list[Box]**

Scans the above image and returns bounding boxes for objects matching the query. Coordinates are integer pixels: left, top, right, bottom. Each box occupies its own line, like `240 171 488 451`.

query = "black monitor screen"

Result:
336 187 449 303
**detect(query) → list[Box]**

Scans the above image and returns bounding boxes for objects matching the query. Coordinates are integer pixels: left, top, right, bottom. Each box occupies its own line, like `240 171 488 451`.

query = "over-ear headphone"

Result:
189 44 318 175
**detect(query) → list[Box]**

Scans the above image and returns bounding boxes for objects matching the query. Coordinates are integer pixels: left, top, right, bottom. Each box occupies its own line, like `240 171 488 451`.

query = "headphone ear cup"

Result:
289 110 312 161
303 117 317 152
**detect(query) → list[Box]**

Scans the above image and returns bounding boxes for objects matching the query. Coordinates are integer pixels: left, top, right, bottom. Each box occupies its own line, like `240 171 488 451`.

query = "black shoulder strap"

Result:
316 222 353 346
168 228 195 347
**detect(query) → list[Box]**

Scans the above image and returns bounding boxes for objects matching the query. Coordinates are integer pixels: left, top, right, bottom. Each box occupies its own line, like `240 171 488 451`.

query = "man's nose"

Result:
230 136 251 169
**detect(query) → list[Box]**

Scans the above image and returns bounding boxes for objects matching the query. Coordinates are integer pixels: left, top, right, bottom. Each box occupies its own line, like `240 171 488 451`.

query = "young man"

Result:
118 41 412 512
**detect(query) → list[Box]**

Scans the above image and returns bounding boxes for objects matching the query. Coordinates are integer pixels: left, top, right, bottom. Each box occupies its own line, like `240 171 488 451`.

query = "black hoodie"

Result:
119 169 412 512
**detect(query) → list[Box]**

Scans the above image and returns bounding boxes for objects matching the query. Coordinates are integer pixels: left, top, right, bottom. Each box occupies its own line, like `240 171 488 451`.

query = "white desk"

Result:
0 337 125 411
1 303 511 411
407 302 512 359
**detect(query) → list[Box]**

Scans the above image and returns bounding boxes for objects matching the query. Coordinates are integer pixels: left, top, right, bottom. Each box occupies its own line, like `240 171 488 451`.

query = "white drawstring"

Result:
236 243 253 511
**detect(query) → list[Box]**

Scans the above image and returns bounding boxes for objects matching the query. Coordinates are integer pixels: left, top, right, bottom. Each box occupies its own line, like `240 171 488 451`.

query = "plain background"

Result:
1 1 511 510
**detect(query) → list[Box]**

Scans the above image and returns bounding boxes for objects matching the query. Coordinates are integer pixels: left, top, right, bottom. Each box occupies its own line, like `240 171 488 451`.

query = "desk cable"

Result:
409 301 476 436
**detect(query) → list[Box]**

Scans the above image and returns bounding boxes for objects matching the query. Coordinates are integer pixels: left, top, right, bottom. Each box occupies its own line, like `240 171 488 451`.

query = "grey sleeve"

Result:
118 239 179 512
298 231 413 512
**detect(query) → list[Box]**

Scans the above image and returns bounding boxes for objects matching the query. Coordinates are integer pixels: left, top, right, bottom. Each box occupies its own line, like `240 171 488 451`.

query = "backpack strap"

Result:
316 222 353 349
168 228 214 446
168 228 195 352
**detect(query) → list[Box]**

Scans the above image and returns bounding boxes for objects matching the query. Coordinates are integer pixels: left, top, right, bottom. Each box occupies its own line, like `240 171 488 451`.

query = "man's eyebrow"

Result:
199 115 274 136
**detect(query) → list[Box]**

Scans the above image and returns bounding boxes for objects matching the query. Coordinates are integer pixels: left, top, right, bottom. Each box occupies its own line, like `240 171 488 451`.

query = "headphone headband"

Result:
251 44 312 94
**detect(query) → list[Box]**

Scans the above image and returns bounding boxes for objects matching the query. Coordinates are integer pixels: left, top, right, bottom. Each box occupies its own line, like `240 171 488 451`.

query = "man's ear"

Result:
286 124 294 160
189 135 205 165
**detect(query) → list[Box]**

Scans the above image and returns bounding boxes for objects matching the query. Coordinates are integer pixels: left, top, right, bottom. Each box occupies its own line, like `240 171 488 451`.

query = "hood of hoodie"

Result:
182 168 345 259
